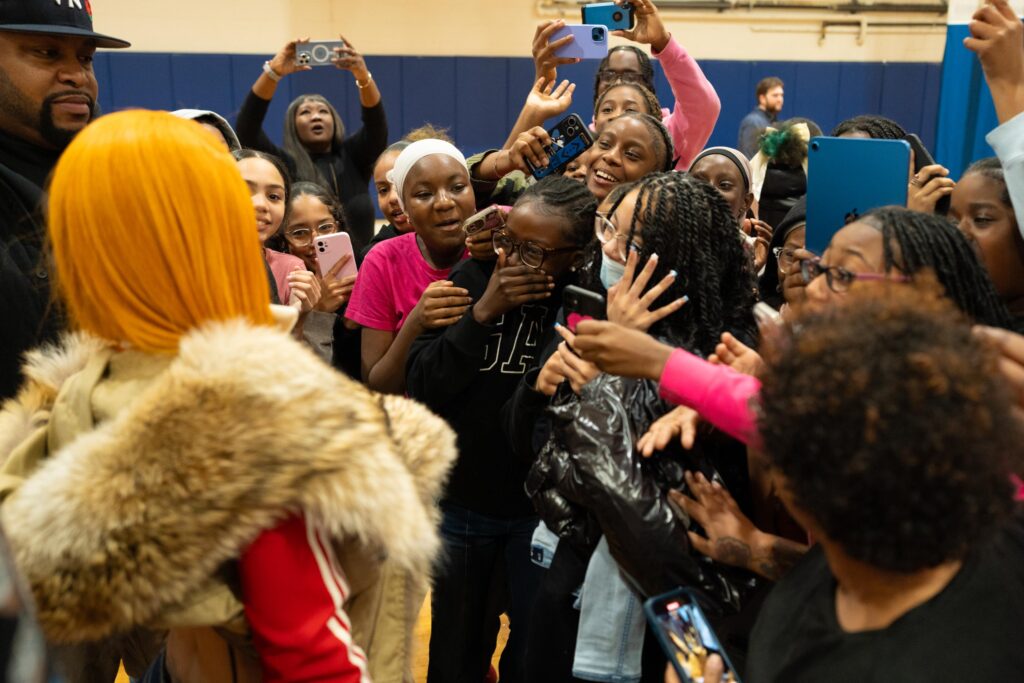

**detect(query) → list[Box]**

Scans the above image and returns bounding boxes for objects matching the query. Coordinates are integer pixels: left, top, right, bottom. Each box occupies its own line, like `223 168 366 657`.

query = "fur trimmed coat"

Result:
0 319 457 680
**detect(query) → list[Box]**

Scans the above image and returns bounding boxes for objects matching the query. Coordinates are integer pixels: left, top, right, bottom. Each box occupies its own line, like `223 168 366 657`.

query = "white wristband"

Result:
262 61 281 82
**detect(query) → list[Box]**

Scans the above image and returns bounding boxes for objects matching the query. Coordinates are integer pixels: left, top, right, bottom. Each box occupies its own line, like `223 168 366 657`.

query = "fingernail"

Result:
650 253 659 261
680 295 690 304
669 269 677 278
554 322 562 329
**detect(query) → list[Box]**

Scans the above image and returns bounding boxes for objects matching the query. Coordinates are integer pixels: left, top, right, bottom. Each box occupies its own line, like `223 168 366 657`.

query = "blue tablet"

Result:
805 137 910 255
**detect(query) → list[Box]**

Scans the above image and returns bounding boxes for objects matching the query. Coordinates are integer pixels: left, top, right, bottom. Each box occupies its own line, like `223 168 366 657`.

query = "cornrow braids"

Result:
964 157 1012 208
861 206 1014 328
830 115 907 140
617 111 675 173
515 175 598 249
594 81 662 121
593 46 656 106
584 173 757 355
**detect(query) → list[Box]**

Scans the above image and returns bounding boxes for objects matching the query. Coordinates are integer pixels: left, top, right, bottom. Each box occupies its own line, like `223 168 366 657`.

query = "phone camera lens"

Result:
613 11 623 21
593 27 605 41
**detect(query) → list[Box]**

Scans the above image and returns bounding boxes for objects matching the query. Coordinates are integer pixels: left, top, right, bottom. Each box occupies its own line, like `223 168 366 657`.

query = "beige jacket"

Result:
0 318 456 682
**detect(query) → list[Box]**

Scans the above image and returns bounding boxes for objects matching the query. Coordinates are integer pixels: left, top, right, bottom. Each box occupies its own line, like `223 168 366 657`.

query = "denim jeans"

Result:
427 503 543 683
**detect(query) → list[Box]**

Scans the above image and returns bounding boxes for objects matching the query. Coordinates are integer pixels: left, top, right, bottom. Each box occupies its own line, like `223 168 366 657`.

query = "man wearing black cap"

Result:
0 0 129 399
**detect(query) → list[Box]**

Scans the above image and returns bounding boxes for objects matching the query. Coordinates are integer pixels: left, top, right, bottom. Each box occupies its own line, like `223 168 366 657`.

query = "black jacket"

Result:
0 135 64 399
235 90 388 247
406 258 567 519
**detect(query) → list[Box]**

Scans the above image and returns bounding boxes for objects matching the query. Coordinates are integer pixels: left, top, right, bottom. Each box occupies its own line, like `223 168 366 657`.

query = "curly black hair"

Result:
963 157 1012 209
759 283 1021 572
515 175 598 250
582 173 757 355
594 81 662 121
593 46 656 107
858 206 1014 328
830 115 907 139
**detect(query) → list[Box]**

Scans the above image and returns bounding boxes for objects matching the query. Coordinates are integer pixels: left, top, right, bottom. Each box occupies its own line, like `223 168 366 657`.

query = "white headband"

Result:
385 139 468 211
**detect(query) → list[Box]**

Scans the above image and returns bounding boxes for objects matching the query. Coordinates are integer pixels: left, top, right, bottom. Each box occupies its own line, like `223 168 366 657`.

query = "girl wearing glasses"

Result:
406 176 596 683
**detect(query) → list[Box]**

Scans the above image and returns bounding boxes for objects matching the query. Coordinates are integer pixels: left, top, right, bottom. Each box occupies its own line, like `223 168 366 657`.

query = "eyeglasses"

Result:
284 221 339 247
772 247 799 273
597 70 645 85
800 257 909 293
492 229 577 270
594 212 641 261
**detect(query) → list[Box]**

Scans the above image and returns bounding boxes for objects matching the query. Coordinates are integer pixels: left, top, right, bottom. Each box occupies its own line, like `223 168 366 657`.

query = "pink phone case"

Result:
315 232 358 280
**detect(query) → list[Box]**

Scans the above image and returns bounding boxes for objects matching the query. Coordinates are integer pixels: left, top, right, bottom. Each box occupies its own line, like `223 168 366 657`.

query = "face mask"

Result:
600 253 626 290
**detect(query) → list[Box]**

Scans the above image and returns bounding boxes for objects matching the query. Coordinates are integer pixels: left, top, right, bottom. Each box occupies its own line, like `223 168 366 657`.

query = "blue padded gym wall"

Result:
94 52 942 158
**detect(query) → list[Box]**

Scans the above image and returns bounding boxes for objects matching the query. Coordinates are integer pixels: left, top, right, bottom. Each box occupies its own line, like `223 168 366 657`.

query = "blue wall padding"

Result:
92 52 943 216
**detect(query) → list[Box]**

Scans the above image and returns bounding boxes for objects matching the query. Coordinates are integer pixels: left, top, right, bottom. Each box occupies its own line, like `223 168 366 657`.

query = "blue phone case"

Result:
644 589 742 683
551 24 609 60
581 2 635 30
805 137 910 255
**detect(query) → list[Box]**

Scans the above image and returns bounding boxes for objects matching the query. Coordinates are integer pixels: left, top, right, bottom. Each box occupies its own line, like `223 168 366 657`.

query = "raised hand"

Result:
607 249 688 332
611 0 671 52
332 35 369 80
532 20 581 83
525 77 577 123
907 164 956 214
964 0 1024 123
268 37 313 77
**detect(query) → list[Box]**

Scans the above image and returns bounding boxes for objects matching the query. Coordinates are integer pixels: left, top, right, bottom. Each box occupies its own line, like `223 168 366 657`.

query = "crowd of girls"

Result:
1 0 1024 682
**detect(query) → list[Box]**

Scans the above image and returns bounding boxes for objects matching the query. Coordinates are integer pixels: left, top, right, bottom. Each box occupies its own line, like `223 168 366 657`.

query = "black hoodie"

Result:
406 258 567 518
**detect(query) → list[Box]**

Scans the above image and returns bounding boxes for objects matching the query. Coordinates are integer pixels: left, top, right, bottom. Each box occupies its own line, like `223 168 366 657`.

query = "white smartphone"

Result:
315 232 357 280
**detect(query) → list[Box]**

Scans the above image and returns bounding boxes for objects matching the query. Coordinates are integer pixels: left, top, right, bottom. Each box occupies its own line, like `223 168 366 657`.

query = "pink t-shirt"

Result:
345 232 461 333
265 248 305 305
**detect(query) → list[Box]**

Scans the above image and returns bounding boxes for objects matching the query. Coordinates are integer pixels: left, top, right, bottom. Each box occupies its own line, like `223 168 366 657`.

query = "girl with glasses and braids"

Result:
405 176 596 683
531 0 720 169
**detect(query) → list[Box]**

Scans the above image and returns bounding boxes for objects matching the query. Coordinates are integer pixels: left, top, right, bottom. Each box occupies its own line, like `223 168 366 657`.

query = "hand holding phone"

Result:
581 2 636 30
524 114 595 180
563 285 607 332
551 24 609 60
905 134 952 216
645 589 742 683
315 232 357 280
294 40 346 67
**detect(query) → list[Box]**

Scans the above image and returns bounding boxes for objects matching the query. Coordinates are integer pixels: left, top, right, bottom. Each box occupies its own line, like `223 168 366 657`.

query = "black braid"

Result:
583 173 757 355
862 206 1014 328
515 175 598 249
594 81 662 120
964 157 1012 208
593 46 656 106
830 115 907 140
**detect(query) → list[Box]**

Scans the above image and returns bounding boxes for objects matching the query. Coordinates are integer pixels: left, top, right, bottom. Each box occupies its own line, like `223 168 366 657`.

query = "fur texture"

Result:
0 321 457 644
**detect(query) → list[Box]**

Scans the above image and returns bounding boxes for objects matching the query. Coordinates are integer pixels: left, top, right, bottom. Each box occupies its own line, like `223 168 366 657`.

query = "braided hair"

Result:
963 157 1012 208
830 115 907 140
612 111 675 173
515 175 598 250
594 81 662 121
291 181 350 231
583 173 757 355
593 46 656 107
861 206 1014 328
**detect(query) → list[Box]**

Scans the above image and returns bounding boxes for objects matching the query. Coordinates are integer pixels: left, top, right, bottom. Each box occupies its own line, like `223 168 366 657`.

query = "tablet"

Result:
805 137 910 255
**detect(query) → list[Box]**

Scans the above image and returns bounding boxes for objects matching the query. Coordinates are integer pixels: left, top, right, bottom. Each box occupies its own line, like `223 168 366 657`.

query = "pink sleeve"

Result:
240 514 369 683
654 37 722 170
658 348 761 445
345 249 397 331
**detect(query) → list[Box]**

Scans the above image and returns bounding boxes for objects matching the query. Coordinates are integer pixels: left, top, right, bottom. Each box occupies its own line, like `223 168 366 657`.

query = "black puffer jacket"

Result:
526 374 759 608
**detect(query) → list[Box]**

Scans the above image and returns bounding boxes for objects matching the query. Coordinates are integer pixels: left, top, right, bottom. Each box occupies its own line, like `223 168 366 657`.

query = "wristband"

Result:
262 61 281 82
355 72 373 89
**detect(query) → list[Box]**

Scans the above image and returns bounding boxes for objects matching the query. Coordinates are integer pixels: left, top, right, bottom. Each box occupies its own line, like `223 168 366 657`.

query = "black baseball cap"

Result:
0 0 130 49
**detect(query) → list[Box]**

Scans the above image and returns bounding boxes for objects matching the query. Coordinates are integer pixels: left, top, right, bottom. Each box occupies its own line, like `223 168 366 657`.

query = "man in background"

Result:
737 76 784 158
0 0 129 399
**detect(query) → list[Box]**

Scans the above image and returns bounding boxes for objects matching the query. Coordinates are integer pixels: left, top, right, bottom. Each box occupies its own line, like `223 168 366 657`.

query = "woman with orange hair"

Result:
0 110 455 683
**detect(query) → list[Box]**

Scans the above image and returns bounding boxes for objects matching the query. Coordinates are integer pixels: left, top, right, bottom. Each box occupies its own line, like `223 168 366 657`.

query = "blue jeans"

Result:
427 504 543 683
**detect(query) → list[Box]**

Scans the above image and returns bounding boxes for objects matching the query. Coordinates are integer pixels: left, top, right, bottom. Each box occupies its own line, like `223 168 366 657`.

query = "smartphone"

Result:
463 205 507 236
806 137 910 255
581 2 635 30
904 133 950 216
551 24 609 61
644 589 742 683
563 285 606 332
294 40 345 67
315 232 358 280
753 302 783 327
527 114 596 181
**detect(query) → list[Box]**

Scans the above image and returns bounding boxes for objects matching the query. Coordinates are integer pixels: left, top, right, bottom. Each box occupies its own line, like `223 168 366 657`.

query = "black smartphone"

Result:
644 588 742 683
562 285 605 332
527 114 595 181
904 133 950 216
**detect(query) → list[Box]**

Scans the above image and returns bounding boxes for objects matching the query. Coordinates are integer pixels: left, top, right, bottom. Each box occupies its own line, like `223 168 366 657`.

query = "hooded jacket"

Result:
0 317 457 682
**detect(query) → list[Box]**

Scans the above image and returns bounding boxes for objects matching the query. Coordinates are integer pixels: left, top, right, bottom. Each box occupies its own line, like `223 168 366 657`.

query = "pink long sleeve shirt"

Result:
654 37 722 171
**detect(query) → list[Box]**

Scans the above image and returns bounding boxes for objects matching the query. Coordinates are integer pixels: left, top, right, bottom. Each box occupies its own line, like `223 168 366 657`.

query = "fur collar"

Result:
0 321 457 643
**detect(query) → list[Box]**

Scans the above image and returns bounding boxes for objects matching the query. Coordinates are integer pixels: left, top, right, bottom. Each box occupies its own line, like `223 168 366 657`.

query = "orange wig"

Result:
48 110 273 352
